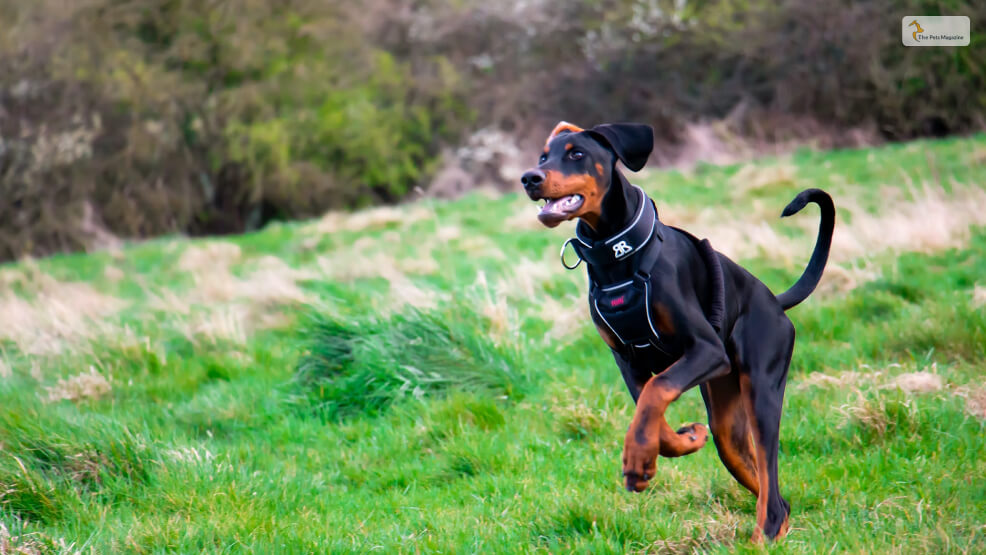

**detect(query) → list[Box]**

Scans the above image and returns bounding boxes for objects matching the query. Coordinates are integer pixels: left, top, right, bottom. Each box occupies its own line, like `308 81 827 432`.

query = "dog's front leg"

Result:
622 339 729 492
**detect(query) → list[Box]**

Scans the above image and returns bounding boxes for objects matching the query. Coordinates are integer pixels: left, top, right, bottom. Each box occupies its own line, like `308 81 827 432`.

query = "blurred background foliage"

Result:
1 0 984 261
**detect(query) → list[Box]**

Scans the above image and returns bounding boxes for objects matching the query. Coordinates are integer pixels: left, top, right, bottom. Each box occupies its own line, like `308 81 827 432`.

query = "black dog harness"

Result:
562 186 725 356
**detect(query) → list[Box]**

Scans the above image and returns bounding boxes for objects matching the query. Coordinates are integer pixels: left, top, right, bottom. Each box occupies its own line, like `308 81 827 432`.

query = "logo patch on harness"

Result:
610 296 626 307
612 240 633 257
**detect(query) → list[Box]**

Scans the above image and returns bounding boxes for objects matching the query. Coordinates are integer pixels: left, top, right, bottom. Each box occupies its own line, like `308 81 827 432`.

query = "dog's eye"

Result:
539 154 548 164
568 150 584 161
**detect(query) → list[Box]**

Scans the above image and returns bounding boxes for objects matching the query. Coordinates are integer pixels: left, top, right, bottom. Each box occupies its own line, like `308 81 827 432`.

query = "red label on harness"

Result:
610 296 626 307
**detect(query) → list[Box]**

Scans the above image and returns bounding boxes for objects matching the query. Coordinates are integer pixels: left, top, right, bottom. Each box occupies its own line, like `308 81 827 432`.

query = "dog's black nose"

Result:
521 169 545 192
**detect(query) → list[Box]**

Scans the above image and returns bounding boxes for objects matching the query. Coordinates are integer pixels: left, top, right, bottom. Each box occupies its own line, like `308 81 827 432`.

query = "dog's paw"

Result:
674 423 709 454
621 443 658 493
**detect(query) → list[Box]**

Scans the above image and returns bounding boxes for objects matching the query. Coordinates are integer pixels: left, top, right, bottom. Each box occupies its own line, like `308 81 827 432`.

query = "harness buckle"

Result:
560 238 583 270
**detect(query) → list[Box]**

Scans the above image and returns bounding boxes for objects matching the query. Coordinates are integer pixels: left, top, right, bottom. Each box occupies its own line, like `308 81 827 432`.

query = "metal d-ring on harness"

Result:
559 185 726 358
559 238 583 270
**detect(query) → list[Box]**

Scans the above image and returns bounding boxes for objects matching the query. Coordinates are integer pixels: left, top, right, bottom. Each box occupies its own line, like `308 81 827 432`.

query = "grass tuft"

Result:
837 390 919 441
295 303 530 418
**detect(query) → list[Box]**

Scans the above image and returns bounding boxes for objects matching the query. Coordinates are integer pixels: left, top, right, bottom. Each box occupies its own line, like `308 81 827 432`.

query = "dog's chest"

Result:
589 278 676 354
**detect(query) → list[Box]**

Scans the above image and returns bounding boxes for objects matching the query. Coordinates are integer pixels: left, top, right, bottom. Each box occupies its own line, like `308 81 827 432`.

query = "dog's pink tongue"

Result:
539 198 565 216
539 194 581 217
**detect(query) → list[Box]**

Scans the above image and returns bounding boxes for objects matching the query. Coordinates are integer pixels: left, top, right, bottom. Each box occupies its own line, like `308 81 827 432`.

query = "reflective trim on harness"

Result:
644 281 661 341
572 186 659 266
601 280 633 292
570 188 726 355
593 296 627 345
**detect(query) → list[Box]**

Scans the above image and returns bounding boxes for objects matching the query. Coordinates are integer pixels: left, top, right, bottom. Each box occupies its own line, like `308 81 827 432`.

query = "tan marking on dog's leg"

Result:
739 373 770 544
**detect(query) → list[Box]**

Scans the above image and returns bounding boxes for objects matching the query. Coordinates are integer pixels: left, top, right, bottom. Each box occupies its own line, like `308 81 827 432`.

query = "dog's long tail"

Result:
775 188 835 310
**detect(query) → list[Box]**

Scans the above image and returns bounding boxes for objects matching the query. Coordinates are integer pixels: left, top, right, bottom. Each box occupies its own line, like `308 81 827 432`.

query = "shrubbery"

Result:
1 0 983 260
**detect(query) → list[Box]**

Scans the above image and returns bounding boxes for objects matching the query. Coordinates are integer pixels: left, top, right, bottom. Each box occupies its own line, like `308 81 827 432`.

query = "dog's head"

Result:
520 122 654 229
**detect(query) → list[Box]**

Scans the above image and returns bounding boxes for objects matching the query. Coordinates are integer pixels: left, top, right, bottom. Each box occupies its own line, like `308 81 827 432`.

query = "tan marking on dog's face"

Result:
595 162 604 177
544 121 585 147
542 170 605 229
565 143 573 151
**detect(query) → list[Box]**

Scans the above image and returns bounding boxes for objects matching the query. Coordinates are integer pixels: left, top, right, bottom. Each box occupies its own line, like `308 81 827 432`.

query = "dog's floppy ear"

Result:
586 123 654 172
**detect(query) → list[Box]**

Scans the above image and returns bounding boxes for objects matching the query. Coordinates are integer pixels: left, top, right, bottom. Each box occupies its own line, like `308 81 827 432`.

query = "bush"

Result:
0 0 471 261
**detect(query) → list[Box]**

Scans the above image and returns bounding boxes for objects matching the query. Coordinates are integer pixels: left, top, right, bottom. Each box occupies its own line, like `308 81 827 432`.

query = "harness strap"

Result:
568 187 727 355
571 186 660 267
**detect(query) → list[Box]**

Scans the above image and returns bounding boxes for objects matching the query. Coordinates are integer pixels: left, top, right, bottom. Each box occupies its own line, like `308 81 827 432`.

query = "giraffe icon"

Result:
908 20 924 42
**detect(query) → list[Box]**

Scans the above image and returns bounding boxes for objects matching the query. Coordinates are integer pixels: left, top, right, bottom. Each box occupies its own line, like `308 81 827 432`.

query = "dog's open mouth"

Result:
536 194 584 227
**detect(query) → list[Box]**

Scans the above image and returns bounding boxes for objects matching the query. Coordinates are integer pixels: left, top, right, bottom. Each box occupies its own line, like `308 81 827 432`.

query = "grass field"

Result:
1 136 986 553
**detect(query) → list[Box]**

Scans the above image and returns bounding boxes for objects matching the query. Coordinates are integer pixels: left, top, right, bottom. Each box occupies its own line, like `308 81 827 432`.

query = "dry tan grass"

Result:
103 265 125 282
972 284 986 309
728 162 798 197
0 358 11 379
796 364 948 395
238 256 317 306
646 501 740 553
66 450 109 486
0 266 127 355
795 364 902 391
318 250 438 282
795 370 866 391
45 366 111 403
165 446 216 464
965 387 986 420
471 271 512 340
435 225 462 242
672 184 986 265
837 392 913 437
661 183 986 296
163 246 321 342
542 296 591 344
662 205 802 264
813 261 881 298
822 185 986 261
0 521 50 555
186 306 249 345
505 197 553 231
311 204 433 234
885 372 943 394
953 385 986 420
317 249 443 312
178 242 241 273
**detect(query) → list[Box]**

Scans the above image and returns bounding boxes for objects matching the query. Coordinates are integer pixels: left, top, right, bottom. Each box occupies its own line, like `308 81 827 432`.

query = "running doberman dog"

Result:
520 121 835 542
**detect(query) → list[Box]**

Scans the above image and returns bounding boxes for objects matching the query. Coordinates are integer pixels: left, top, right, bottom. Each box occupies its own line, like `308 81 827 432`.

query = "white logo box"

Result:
902 16 970 47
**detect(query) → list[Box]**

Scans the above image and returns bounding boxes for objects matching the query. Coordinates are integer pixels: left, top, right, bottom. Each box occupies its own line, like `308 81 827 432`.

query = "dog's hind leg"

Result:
701 373 760 497
732 309 794 543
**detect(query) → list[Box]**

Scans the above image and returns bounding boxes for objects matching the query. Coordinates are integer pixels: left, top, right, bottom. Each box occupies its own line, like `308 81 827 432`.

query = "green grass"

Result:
1 135 986 553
